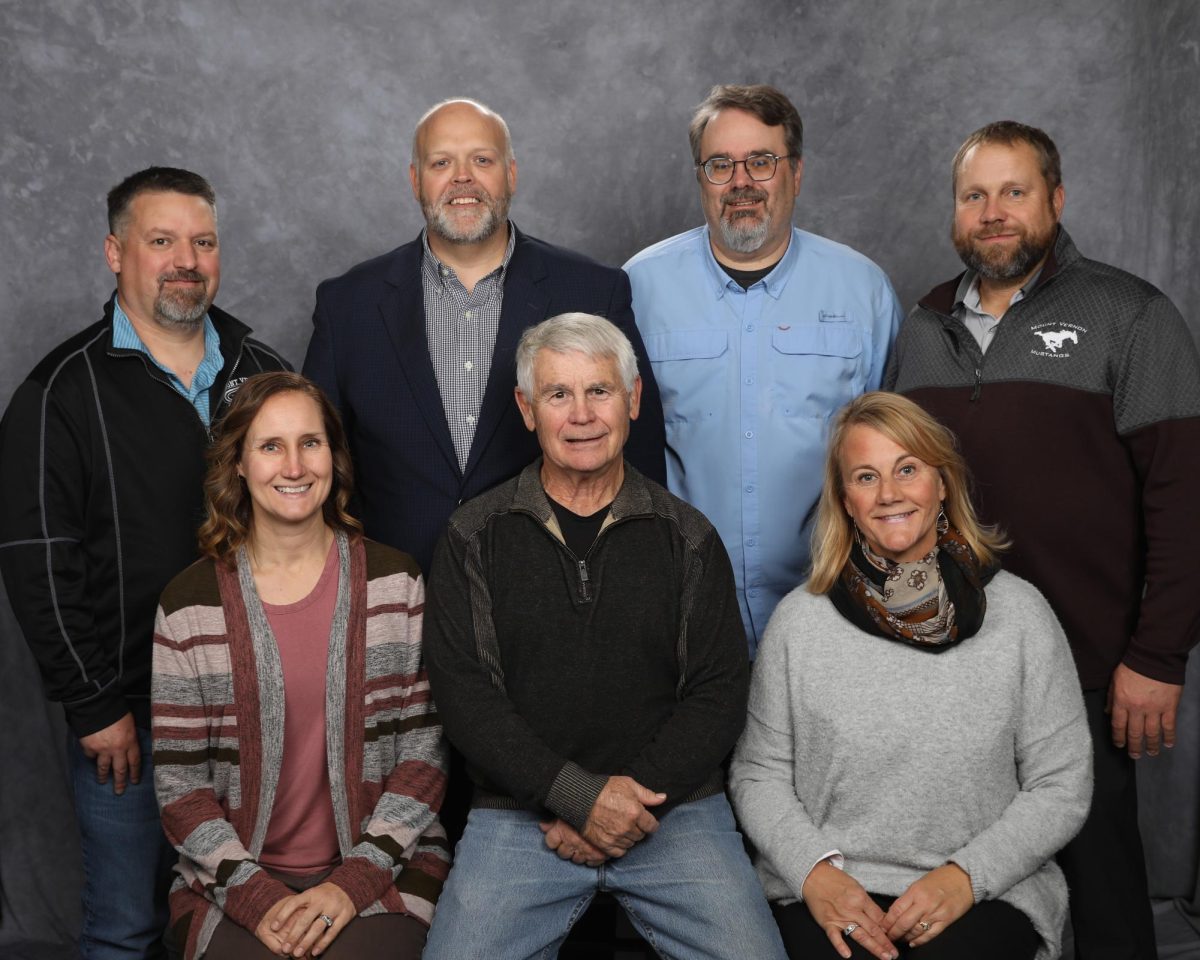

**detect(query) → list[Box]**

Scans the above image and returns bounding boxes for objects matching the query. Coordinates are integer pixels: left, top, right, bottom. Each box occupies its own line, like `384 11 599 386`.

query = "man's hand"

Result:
801 860 896 960
581 775 665 858
881 863 973 948
540 818 607 867
79 712 140 795
1107 662 1183 758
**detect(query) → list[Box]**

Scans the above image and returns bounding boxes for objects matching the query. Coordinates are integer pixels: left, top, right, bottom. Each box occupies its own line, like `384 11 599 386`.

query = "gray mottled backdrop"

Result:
2 0 1198 954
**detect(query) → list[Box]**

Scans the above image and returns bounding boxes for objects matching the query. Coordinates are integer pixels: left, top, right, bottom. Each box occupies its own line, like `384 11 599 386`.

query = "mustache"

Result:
443 187 491 203
722 187 768 208
158 270 204 284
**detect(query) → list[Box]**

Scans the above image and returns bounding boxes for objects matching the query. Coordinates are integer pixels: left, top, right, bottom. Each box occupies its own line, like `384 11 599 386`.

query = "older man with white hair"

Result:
422 313 786 960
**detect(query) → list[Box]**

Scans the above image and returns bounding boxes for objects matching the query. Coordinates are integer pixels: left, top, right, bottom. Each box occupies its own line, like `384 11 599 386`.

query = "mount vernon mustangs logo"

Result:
1035 330 1077 352
1030 322 1087 358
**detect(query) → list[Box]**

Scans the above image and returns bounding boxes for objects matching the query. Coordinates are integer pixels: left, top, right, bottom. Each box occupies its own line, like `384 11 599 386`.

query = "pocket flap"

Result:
771 324 862 359
644 329 729 362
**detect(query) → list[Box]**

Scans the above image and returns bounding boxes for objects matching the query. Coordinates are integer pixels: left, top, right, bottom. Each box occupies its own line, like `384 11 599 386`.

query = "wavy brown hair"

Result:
197 372 361 563
807 392 1008 594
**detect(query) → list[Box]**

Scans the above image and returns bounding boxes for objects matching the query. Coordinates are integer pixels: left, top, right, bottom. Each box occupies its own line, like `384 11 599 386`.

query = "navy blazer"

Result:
303 227 667 574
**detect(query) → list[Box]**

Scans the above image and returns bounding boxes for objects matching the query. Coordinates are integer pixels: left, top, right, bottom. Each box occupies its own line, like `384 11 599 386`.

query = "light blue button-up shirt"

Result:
625 226 902 655
112 298 225 426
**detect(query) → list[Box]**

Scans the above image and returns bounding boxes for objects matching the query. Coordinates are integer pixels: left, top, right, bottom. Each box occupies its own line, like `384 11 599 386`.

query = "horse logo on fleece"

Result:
1034 329 1078 353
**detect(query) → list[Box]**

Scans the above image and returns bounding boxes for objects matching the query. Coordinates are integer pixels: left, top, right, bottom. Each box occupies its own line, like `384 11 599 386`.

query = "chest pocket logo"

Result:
1030 323 1086 359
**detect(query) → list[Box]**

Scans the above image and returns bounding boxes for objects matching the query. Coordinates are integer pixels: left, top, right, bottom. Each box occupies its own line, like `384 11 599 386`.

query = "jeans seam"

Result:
613 893 662 955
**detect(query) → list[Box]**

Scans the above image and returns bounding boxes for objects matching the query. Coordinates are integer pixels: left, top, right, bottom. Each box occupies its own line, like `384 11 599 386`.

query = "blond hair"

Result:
807 392 1007 594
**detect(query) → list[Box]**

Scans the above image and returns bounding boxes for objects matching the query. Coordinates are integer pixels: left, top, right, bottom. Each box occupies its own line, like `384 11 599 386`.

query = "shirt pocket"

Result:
643 330 729 424
770 320 864 418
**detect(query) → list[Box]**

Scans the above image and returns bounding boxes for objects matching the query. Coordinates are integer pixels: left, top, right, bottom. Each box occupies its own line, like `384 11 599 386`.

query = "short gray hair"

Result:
516 313 639 398
411 98 515 166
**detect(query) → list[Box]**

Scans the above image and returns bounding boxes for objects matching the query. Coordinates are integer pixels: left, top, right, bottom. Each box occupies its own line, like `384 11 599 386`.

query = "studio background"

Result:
2 0 1197 955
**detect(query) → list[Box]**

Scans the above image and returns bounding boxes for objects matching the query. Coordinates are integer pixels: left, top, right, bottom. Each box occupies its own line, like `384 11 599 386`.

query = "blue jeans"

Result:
69 725 177 959
424 792 787 960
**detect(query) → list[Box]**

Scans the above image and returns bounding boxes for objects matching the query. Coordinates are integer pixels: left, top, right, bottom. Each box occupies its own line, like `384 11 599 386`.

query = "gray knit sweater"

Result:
730 571 1092 959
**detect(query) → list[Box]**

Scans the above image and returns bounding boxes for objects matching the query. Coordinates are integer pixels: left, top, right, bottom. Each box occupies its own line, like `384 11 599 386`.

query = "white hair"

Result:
516 313 639 398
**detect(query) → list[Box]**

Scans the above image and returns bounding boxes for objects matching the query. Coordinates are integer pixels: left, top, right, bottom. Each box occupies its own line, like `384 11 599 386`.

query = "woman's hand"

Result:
881 863 974 947
802 861 898 960
254 898 289 954
270 882 356 957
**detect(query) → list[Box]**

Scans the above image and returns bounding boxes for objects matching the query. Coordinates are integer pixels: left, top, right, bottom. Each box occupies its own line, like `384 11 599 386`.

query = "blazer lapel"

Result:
379 244 461 477
464 231 549 479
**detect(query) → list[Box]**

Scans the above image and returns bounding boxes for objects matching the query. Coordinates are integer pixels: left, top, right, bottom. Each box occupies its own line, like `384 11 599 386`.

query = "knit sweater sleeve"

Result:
424 522 586 819
622 526 749 799
324 565 450 912
947 579 1093 902
152 598 292 933
729 593 836 899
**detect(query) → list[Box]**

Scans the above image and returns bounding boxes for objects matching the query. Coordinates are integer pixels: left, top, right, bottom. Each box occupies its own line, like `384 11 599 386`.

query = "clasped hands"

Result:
801 860 973 960
540 774 665 865
254 881 355 958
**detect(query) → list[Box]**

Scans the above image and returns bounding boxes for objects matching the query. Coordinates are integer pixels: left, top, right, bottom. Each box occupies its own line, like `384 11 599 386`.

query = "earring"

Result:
936 504 949 536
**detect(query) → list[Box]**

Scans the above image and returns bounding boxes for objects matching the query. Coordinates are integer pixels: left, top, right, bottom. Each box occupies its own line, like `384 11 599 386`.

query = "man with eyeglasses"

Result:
625 84 902 657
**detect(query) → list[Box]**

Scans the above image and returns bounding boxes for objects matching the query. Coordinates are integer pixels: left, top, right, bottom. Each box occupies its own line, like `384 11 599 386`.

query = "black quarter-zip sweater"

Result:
424 461 749 832
0 295 289 736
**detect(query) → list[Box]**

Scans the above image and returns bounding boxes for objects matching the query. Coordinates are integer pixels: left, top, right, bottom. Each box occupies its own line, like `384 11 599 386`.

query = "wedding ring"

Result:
319 914 334 929
918 920 931 932
843 922 859 936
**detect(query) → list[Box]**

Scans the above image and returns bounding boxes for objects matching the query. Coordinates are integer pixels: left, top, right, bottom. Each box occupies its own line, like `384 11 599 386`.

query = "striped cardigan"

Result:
152 532 449 960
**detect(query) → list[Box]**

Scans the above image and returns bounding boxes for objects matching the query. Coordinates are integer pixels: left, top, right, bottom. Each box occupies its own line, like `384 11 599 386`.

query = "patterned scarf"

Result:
829 522 996 652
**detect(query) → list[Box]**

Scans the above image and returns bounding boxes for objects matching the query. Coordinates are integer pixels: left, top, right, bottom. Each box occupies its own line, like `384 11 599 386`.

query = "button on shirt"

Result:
111 299 224 426
422 227 516 470
954 270 1039 354
625 226 902 655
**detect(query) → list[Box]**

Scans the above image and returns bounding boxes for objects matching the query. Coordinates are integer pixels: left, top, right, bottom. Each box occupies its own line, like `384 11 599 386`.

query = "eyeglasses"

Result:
698 153 791 185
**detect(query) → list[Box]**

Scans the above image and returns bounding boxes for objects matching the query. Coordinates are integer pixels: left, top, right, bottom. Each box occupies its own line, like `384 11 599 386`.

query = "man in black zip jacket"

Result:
422 312 786 960
0 167 288 959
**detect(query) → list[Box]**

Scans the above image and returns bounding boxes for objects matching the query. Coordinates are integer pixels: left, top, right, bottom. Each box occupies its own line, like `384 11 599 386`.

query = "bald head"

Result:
411 98 514 167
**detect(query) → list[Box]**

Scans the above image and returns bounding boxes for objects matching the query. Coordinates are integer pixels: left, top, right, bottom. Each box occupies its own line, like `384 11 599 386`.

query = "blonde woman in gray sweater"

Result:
730 392 1091 960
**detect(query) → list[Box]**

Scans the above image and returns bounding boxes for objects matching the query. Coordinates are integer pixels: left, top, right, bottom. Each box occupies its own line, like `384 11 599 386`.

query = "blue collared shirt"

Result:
625 226 902 655
111 299 225 426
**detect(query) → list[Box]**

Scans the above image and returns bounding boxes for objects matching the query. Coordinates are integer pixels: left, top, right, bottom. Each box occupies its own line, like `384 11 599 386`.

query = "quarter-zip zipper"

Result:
576 559 591 602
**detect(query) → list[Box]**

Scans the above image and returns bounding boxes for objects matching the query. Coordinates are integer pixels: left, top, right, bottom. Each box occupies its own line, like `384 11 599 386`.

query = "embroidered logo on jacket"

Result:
223 377 249 406
1030 322 1087 358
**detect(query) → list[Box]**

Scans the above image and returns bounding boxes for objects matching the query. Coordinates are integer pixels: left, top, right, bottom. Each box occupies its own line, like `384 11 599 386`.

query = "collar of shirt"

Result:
954 267 1043 317
420 221 518 292
111 298 224 423
701 225 799 302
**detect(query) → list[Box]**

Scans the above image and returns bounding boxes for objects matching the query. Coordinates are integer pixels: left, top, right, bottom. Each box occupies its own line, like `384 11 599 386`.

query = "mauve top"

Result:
259 541 340 874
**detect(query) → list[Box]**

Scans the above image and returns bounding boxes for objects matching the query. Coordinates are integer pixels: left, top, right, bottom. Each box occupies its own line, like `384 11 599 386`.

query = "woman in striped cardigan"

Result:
152 372 449 960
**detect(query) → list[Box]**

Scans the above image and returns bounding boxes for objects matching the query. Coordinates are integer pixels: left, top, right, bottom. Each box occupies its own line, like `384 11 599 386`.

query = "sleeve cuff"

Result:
326 857 391 913
798 850 844 902
221 867 293 931
66 692 131 738
545 762 609 832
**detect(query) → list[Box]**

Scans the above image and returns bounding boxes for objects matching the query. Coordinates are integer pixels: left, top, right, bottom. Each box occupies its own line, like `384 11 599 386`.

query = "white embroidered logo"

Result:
1030 322 1087 359
1035 330 1077 352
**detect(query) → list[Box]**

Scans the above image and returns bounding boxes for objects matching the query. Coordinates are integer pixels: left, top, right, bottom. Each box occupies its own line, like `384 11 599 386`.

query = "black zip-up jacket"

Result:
424 460 749 832
0 296 289 736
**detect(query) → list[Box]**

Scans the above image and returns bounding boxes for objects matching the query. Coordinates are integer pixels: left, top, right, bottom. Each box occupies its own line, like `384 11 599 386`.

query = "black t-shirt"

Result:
548 499 610 558
719 257 783 290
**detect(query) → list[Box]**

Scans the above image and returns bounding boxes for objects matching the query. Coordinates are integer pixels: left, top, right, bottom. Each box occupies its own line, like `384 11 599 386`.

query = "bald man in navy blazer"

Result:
304 98 666 574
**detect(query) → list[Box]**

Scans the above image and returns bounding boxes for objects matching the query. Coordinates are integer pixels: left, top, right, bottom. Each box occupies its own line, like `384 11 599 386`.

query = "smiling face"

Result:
840 424 947 563
952 140 1064 283
104 190 220 331
409 101 516 246
514 349 642 488
237 391 334 536
697 107 802 268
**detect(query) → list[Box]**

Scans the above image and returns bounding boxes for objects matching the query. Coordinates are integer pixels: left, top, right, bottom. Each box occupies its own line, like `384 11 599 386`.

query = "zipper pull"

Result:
577 559 592 602
971 368 982 401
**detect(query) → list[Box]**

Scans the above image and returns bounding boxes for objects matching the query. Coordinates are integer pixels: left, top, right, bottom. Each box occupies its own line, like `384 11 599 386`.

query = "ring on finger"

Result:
843 922 859 936
319 914 334 929
918 920 931 932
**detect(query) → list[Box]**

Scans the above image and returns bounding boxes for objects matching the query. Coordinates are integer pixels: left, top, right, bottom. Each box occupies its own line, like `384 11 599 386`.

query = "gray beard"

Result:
423 196 509 245
717 210 771 254
153 289 209 329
